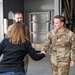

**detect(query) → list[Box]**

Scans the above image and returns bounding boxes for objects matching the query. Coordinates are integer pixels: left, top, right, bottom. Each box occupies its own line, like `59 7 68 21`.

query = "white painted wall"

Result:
0 1 4 42
0 0 2 2
0 0 4 61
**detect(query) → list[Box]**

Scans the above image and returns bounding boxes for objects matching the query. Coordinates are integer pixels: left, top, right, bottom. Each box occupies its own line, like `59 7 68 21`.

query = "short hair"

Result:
14 12 23 17
54 15 66 24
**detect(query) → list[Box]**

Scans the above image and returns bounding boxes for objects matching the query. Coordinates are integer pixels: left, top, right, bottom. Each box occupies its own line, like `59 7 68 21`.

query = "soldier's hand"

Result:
70 61 74 66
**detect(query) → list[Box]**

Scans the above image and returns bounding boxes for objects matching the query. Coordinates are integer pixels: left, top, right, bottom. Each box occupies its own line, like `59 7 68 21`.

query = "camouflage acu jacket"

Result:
42 28 75 62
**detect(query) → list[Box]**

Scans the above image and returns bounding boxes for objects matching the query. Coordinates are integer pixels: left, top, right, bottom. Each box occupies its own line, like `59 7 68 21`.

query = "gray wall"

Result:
3 0 24 19
24 0 54 11
3 0 24 32
24 0 54 29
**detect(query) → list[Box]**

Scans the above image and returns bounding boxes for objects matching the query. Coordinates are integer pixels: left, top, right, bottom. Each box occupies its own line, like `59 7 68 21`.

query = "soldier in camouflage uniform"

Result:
7 12 29 75
41 15 75 75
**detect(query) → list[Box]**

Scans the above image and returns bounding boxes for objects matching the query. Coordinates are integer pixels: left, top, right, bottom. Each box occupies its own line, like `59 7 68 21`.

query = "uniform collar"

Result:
54 28 68 35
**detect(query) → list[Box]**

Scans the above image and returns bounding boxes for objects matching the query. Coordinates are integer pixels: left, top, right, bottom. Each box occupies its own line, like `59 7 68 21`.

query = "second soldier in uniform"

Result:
7 12 29 75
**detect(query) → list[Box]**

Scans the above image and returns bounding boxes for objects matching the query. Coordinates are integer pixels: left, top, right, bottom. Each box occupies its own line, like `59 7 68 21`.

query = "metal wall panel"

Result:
29 11 53 43
31 23 49 32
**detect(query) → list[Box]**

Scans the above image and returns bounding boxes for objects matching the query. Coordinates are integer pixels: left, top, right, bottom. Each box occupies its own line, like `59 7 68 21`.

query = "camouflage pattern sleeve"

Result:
71 33 75 62
23 54 29 72
7 24 14 31
41 32 52 53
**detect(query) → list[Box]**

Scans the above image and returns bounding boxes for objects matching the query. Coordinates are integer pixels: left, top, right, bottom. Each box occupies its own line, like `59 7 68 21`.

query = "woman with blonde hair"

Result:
0 22 45 75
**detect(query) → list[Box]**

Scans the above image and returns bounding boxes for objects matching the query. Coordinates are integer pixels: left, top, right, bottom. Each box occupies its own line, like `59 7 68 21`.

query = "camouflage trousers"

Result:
51 61 70 75
23 54 29 75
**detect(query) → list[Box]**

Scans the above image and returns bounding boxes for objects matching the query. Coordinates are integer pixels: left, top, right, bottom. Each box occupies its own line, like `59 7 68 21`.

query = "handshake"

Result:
40 51 46 56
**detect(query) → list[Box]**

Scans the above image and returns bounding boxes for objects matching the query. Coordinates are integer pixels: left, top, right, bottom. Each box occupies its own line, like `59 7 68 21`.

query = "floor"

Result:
27 54 75 75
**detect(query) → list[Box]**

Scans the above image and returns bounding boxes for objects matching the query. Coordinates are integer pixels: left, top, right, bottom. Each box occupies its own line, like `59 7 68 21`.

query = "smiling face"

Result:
54 18 64 30
14 13 23 22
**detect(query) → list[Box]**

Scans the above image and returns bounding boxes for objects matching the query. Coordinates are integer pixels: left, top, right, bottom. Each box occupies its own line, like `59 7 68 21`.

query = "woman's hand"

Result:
41 51 46 55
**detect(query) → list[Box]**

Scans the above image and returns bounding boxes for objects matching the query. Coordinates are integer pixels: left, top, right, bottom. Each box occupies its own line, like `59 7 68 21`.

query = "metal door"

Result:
29 11 54 51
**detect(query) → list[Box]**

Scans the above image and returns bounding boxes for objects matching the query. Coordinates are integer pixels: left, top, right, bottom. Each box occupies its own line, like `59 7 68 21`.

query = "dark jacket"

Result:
0 38 45 72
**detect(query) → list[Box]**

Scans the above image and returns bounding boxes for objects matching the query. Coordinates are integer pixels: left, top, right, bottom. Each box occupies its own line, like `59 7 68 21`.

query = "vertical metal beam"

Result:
54 0 62 16
59 0 62 15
